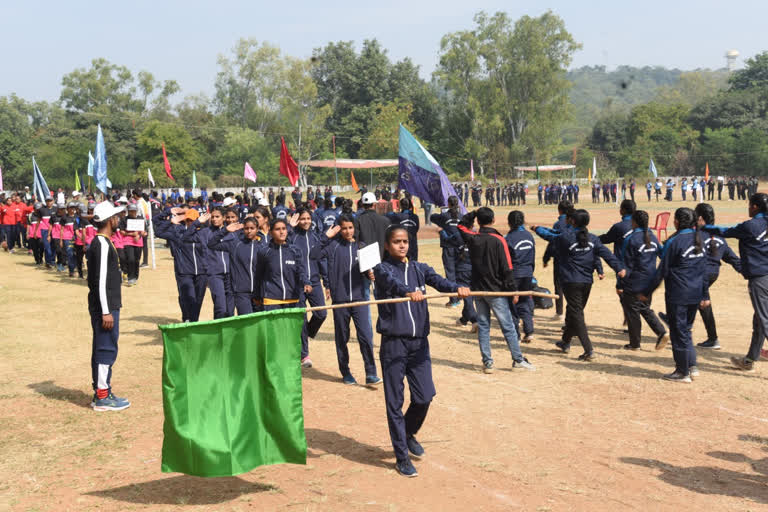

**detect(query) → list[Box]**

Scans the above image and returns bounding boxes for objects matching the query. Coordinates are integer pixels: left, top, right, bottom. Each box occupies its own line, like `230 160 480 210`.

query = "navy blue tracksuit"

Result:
430 210 464 304
208 230 265 315
182 222 233 318
154 215 208 322
288 228 329 359
506 227 535 337
374 256 458 463
310 236 377 378
620 229 666 347
695 234 741 342
648 229 707 375
455 244 476 325
600 215 634 316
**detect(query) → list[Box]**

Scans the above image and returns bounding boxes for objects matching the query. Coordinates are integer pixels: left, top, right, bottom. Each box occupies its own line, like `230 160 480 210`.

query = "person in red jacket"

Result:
1 197 16 252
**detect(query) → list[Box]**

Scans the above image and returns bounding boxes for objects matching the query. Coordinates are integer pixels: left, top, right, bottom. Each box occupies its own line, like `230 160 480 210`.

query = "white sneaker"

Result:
513 358 536 371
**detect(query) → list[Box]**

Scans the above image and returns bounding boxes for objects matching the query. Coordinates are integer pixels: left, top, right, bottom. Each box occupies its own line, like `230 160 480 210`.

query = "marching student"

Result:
182 208 233 319
208 216 265 315
49 203 65 271
59 202 80 277
690 203 742 350
253 205 272 244
73 205 88 279
543 200 574 320
374 225 470 477
258 218 310 312
87 201 130 411
28 204 43 265
310 215 381 386
386 197 420 261
618 210 669 350
38 197 56 268
454 214 477 331
533 209 626 361
288 208 330 368
429 196 464 308
122 204 146 285
701 193 768 371
458 207 535 372
505 211 535 343
644 208 707 382
599 199 636 328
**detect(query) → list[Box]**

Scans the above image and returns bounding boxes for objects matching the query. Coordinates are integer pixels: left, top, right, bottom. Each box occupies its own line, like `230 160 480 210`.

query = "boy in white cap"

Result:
87 201 130 411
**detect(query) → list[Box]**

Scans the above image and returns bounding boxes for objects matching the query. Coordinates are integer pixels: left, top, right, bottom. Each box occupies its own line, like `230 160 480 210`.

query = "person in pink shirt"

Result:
111 207 128 280
121 204 146 285
50 203 66 271
60 202 78 277
27 203 43 265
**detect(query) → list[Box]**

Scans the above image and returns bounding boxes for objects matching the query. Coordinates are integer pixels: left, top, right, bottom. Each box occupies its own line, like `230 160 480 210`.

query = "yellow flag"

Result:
75 169 81 192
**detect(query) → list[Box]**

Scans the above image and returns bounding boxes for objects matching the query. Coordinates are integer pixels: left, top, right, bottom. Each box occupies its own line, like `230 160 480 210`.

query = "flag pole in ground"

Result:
148 198 156 270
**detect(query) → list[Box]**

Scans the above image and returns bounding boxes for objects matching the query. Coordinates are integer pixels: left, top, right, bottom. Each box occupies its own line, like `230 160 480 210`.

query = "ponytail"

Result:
572 209 591 248
633 210 651 249
750 193 768 230
694 203 717 256
674 207 701 254
507 210 525 231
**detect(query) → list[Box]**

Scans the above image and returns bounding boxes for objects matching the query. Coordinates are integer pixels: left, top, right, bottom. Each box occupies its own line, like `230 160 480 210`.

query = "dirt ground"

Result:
1 194 768 512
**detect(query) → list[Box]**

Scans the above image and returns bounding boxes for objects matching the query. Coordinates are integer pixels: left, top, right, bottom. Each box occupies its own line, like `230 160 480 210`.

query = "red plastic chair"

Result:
653 212 670 242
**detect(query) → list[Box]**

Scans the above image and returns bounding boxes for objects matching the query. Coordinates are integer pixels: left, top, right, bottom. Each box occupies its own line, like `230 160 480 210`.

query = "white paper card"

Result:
358 242 381 272
126 219 145 232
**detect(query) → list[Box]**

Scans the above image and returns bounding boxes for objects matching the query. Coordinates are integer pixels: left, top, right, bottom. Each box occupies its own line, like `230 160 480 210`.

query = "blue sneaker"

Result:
365 375 382 386
342 375 357 386
92 393 131 412
407 436 425 458
395 459 418 477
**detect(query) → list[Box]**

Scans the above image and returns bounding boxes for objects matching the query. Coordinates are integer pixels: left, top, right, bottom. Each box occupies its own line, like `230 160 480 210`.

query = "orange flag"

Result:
350 171 359 192
705 162 710 181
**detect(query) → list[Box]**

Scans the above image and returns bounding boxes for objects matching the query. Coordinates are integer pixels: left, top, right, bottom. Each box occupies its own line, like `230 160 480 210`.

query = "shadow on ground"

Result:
27 380 92 408
85 475 275 505
306 428 392 469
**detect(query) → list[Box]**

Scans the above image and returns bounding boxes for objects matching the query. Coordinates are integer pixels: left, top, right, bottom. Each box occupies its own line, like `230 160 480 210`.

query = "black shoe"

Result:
555 341 570 354
658 312 668 327
623 344 639 351
578 352 596 362
697 339 721 350
406 436 425 458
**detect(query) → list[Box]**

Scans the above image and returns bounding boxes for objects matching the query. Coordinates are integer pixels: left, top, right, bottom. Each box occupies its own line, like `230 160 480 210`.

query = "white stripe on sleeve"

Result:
98 237 110 314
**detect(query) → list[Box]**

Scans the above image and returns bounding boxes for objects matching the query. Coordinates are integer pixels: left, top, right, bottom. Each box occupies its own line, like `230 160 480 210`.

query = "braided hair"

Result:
571 209 591 248
674 207 702 254
632 210 651 249
507 210 525 232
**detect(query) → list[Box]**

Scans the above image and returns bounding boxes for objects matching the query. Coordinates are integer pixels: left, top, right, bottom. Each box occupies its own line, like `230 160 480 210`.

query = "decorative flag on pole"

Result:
244 162 257 183
649 158 658 178
32 157 50 201
159 309 307 477
397 124 465 212
192 169 197 189
147 168 156 188
75 169 82 192
705 162 710 181
162 143 175 181
94 124 108 194
470 159 475 181
279 137 300 187
350 171 359 192
592 157 597 182
87 151 95 177
587 166 591 183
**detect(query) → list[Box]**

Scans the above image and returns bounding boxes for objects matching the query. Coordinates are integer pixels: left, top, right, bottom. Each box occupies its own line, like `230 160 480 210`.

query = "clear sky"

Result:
1 0 765 102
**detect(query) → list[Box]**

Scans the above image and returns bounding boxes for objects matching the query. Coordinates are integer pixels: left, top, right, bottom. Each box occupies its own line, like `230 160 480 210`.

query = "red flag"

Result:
279 137 299 187
162 143 175 181
705 162 710 181
350 171 359 192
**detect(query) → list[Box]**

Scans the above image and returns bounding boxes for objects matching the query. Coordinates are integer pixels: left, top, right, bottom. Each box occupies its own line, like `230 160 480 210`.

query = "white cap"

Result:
93 201 125 222
254 190 264 200
362 192 376 205
222 197 237 207
258 197 269 206
117 195 129 204
72 190 80 197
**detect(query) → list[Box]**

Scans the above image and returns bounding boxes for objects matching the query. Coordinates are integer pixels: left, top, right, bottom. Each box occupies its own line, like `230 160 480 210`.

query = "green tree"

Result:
359 101 414 158
0 96 35 187
136 121 202 187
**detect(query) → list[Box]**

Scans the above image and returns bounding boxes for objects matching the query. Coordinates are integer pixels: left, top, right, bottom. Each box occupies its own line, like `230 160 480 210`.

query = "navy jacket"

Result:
648 229 707 305
620 229 661 293
701 234 742 277
387 209 420 261
153 214 207 276
505 227 535 278
287 227 329 287
181 221 230 276
534 226 623 284
257 241 309 301
600 215 633 259
272 204 290 220
704 214 768 279
310 236 369 303
373 256 458 338
430 211 464 249
207 230 265 294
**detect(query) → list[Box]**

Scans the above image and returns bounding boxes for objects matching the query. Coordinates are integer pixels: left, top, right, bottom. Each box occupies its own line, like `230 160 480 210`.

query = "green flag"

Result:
75 169 82 192
159 309 307 477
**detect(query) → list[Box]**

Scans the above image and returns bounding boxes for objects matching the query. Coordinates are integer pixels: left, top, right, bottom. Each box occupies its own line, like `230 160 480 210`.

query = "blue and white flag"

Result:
398 124 465 212
87 151 95 177
32 156 50 200
649 158 658 178
94 124 108 194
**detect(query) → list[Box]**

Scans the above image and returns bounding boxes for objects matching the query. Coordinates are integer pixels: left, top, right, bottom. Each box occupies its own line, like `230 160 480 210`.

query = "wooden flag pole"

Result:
306 291 558 313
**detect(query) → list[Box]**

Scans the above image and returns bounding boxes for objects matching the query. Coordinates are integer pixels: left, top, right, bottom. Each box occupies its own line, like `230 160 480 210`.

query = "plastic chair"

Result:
653 212 670 242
